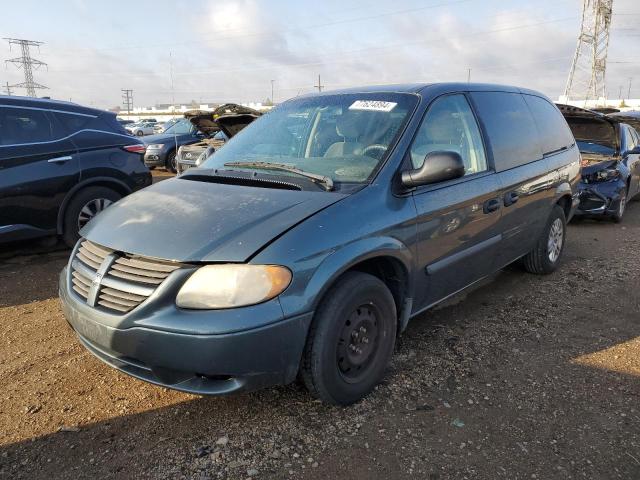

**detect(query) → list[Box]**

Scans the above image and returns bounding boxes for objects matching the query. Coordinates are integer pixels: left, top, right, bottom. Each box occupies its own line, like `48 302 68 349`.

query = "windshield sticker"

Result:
349 100 397 112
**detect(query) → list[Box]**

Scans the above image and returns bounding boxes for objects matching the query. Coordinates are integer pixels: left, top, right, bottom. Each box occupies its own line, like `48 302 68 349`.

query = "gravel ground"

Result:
1 200 639 480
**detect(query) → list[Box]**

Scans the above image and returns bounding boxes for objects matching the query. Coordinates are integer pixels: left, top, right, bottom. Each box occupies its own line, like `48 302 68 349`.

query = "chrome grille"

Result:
70 240 182 314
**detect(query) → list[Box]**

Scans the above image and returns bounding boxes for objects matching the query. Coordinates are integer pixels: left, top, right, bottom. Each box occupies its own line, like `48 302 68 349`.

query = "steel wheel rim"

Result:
336 304 380 384
77 198 113 230
547 218 564 263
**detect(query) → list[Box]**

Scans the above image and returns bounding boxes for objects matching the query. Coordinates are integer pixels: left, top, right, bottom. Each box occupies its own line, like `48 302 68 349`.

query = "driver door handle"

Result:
48 156 73 164
483 198 501 214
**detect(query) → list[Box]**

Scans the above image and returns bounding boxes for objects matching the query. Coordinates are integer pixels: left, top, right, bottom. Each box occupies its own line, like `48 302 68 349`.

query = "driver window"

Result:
410 94 487 175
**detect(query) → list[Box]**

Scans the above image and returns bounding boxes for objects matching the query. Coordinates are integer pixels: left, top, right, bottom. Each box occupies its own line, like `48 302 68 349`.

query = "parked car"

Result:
557 104 640 222
59 83 580 405
142 117 210 173
117 118 135 126
126 120 157 136
176 104 261 174
0 95 151 247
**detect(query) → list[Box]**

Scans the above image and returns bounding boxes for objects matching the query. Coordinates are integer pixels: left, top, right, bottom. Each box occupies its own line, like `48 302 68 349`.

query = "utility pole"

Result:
314 74 324 93
270 79 275 104
564 0 614 103
4 38 47 97
467 68 471 83
3 81 12 96
628 77 633 99
121 89 133 116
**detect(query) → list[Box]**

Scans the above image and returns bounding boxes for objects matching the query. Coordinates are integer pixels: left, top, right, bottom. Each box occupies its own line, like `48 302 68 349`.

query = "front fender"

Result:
276 236 414 319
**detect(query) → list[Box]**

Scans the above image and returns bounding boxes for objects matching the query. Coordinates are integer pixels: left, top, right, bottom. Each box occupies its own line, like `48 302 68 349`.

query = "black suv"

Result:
0 95 152 248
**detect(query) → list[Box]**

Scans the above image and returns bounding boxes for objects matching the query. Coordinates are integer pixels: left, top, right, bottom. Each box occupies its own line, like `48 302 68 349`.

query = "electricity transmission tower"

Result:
564 0 613 103
121 89 133 115
4 38 47 97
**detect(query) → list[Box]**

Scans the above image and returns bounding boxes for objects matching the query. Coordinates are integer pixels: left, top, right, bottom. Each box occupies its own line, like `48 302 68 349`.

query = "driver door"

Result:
409 94 503 310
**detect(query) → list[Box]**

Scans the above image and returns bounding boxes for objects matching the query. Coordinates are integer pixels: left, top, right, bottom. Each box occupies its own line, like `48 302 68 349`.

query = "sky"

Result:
1 0 639 109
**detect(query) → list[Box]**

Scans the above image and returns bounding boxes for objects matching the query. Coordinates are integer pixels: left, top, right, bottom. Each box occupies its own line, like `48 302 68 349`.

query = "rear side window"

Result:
523 95 575 155
0 107 60 145
471 92 542 171
53 112 92 133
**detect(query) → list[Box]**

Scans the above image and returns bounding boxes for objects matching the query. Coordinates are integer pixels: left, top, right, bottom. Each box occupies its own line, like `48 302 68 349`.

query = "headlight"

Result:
176 264 292 309
147 143 164 149
594 168 619 182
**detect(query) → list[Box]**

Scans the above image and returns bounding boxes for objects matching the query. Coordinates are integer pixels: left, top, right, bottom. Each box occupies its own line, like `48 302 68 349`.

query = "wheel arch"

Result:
303 238 414 334
56 177 132 234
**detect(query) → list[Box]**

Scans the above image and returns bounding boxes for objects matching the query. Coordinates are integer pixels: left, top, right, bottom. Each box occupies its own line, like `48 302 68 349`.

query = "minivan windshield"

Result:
200 93 418 188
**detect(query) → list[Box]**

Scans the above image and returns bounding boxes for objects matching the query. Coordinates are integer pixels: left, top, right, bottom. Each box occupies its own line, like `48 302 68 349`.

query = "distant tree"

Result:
190 99 198 109
109 105 121 113
264 97 274 106
619 99 627 108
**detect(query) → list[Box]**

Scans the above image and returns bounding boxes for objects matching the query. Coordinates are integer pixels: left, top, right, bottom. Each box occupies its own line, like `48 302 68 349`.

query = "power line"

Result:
4 38 48 97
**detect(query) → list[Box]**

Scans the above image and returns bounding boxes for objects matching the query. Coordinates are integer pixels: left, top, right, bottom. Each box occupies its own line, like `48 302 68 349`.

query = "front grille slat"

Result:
109 269 165 285
69 240 182 315
110 263 170 279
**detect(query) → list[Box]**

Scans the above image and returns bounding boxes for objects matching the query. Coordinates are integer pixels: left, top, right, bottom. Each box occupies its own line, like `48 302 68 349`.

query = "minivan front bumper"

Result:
59 267 313 395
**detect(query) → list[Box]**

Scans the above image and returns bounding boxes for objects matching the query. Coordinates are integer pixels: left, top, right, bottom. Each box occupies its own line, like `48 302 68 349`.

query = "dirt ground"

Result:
1 192 639 479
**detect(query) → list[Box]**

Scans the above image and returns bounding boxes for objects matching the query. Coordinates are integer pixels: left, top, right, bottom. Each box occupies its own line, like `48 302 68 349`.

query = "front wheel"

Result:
136 130 144 136
301 272 397 406
612 189 627 223
522 204 566 275
166 150 177 173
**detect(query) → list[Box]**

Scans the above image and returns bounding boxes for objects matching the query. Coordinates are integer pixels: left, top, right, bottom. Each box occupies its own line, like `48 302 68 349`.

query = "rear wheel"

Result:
136 130 143 136
301 272 397 406
522 204 566 275
612 189 627 223
62 186 121 247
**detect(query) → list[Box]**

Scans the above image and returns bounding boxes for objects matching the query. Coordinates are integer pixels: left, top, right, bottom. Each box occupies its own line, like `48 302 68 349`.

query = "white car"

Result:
126 121 157 136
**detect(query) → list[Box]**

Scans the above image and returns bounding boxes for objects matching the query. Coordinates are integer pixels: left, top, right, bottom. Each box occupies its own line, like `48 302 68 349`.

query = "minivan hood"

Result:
80 177 346 263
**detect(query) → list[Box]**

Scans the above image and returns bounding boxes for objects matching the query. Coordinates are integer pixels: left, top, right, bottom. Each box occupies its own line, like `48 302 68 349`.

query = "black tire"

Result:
136 130 144 137
62 186 121 248
522 204 566 275
166 150 177 173
301 271 397 406
148 166 156 171
612 189 627 223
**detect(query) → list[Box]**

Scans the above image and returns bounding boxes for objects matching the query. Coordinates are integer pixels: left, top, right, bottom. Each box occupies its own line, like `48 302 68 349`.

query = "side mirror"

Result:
624 145 640 156
401 151 465 188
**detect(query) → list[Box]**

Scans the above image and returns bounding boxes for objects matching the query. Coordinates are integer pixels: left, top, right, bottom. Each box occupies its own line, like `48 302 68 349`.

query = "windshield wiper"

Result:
223 161 334 191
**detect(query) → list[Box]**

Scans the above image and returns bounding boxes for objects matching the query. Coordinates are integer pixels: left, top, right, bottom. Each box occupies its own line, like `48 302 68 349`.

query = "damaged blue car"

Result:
558 104 640 222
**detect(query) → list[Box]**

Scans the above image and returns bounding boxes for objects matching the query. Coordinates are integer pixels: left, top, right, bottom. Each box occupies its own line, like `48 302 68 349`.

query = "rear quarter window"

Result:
470 92 543 172
523 95 575 155
0 106 62 145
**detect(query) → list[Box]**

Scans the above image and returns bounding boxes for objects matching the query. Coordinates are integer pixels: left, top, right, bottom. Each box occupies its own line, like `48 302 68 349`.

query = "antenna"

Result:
4 38 48 97
564 0 614 104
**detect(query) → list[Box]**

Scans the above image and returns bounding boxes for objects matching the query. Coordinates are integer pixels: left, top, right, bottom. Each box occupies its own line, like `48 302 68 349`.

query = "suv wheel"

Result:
301 272 397 406
166 150 177 173
136 130 143 136
522 204 566 274
62 186 121 247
